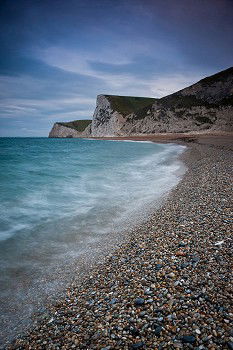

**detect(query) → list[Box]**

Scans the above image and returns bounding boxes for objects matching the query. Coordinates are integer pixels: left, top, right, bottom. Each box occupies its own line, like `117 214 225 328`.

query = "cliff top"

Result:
103 95 156 116
101 67 233 116
56 120 92 132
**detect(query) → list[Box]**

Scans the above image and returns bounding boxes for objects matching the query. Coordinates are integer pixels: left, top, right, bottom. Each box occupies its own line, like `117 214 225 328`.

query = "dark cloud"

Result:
0 0 232 136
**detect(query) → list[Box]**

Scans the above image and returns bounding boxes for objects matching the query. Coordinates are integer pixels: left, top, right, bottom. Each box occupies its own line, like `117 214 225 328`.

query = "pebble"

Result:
155 264 163 270
168 272 176 278
181 335 196 343
130 342 145 349
153 325 162 336
134 297 145 306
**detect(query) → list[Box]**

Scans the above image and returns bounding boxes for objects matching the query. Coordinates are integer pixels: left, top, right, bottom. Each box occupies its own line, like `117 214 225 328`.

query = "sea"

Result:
0 137 186 345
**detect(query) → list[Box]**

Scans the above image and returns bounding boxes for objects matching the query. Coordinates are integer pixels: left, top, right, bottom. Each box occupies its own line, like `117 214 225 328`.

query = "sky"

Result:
0 0 233 136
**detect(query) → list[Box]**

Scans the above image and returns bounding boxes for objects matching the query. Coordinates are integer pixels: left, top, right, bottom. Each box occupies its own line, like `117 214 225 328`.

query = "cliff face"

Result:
49 120 92 138
91 95 118 137
91 95 157 136
91 67 233 136
49 67 233 137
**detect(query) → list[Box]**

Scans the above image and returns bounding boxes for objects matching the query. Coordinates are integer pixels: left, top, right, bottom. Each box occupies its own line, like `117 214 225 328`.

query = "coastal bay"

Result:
7 134 233 349
1 1 233 349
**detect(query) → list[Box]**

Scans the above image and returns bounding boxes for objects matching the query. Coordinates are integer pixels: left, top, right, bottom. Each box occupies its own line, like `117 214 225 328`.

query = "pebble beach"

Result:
6 136 233 350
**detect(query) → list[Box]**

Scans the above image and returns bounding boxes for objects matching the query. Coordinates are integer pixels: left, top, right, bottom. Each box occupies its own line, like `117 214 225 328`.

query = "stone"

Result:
134 298 145 306
168 272 176 278
130 342 145 349
153 325 162 336
227 342 233 350
192 256 200 263
109 298 118 304
181 335 196 343
176 250 187 257
155 264 163 270
130 327 140 337
180 262 190 269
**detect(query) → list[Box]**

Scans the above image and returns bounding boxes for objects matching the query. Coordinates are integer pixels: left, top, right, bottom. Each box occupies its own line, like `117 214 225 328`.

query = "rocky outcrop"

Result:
91 95 128 137
49 67 233 137
121 105 233 134
91 95 157 136
49 123 80 138
91 67 233 136
49 120 92 138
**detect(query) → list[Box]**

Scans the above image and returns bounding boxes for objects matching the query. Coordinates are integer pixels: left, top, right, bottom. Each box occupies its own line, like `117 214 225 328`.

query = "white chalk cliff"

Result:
49 67 233 138
49 120 92 138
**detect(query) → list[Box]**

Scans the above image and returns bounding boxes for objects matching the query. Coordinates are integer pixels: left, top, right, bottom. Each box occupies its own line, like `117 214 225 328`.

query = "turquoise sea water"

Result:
0 137 185 344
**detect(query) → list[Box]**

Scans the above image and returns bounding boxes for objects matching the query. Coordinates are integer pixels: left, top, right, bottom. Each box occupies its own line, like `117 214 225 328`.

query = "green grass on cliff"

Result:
57 120 92 132
105 95 156 116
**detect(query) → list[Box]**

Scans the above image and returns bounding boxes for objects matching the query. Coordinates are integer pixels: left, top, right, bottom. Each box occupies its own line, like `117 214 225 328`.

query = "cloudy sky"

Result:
0 0 233 136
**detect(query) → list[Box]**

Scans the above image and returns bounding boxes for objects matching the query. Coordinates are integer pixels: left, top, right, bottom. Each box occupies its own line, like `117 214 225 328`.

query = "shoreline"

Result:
6 135 233 349
0 139 186 347
89 131 233 146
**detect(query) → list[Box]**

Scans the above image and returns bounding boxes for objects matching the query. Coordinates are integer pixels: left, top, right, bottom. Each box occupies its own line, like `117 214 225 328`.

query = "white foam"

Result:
105 139 154 143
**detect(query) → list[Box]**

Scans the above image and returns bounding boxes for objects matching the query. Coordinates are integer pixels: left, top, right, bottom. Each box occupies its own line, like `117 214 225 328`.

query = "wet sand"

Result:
6 133 233 349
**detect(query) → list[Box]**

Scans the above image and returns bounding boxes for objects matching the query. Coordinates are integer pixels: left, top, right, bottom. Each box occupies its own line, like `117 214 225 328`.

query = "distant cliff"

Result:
49 120 92 138
49 67 233 137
